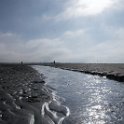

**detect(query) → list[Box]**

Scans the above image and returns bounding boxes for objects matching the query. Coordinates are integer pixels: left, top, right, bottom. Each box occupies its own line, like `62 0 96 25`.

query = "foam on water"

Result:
41 97 70 124
29 114 35 124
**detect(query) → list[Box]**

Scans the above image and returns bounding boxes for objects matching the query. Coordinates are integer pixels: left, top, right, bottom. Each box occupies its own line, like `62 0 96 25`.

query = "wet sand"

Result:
43 63 124 82
0 64 69 124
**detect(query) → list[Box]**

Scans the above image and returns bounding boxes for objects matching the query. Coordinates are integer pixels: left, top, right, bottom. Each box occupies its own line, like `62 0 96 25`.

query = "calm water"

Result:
33 65 124 124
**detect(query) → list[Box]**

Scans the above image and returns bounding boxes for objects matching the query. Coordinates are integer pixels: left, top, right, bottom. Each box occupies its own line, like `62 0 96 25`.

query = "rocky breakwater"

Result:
0 64 70 124
45 63 124 82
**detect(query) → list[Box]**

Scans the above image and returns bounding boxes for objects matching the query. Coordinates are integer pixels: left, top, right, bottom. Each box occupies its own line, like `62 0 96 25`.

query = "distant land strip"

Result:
42 63 124 82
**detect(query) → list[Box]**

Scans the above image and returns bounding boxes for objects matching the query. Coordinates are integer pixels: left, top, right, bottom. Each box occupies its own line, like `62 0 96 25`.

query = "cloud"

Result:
63 29 85 37
62 0 115 18
60 28 124 63
43 0 117 21
0 26 124 63
0 0 123 63
0 32 72 63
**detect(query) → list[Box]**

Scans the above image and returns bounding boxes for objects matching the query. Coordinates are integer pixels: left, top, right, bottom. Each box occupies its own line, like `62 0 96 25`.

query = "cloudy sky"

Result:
0 0 124 63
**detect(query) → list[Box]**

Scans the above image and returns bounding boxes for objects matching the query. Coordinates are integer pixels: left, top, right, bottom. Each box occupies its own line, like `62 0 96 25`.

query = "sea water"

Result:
33 65 124 124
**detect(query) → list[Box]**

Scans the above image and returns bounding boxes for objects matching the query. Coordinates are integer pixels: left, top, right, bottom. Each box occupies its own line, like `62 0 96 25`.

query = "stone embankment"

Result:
44 63 124 82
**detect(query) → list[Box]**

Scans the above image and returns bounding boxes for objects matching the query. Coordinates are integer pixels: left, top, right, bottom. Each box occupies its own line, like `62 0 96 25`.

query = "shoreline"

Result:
43 63 124 82
0 64 70 124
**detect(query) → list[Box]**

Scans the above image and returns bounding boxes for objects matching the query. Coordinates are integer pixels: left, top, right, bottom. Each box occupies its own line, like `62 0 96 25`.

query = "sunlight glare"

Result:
66 0 115 17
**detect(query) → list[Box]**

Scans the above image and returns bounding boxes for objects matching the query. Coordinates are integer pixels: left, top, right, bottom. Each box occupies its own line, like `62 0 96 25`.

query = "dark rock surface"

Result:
0 64 70 124
0 64 51 124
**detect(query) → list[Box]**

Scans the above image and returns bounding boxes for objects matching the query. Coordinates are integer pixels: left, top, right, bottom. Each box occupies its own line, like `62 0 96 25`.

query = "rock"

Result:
33 80 45 84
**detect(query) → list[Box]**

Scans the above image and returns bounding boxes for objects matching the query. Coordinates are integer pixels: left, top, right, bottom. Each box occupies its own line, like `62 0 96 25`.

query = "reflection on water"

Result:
33 65 124 124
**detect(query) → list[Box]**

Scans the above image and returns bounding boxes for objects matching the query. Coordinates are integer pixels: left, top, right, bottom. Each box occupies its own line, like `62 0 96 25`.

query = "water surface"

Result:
33 65 124 124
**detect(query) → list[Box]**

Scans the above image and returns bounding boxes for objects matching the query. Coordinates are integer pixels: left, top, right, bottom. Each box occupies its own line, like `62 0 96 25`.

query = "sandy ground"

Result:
44 63 124 82
0 64 69 124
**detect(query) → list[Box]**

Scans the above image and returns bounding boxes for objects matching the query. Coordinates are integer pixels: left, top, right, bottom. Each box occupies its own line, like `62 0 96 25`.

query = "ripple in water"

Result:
33 65 124 124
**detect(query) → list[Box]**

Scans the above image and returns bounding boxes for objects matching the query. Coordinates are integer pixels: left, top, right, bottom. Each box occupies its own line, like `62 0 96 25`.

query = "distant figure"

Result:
53 60 56 65
21 61 23 65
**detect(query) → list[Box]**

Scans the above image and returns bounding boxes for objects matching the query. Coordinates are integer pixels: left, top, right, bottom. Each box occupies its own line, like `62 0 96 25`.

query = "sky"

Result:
0 0 124 63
